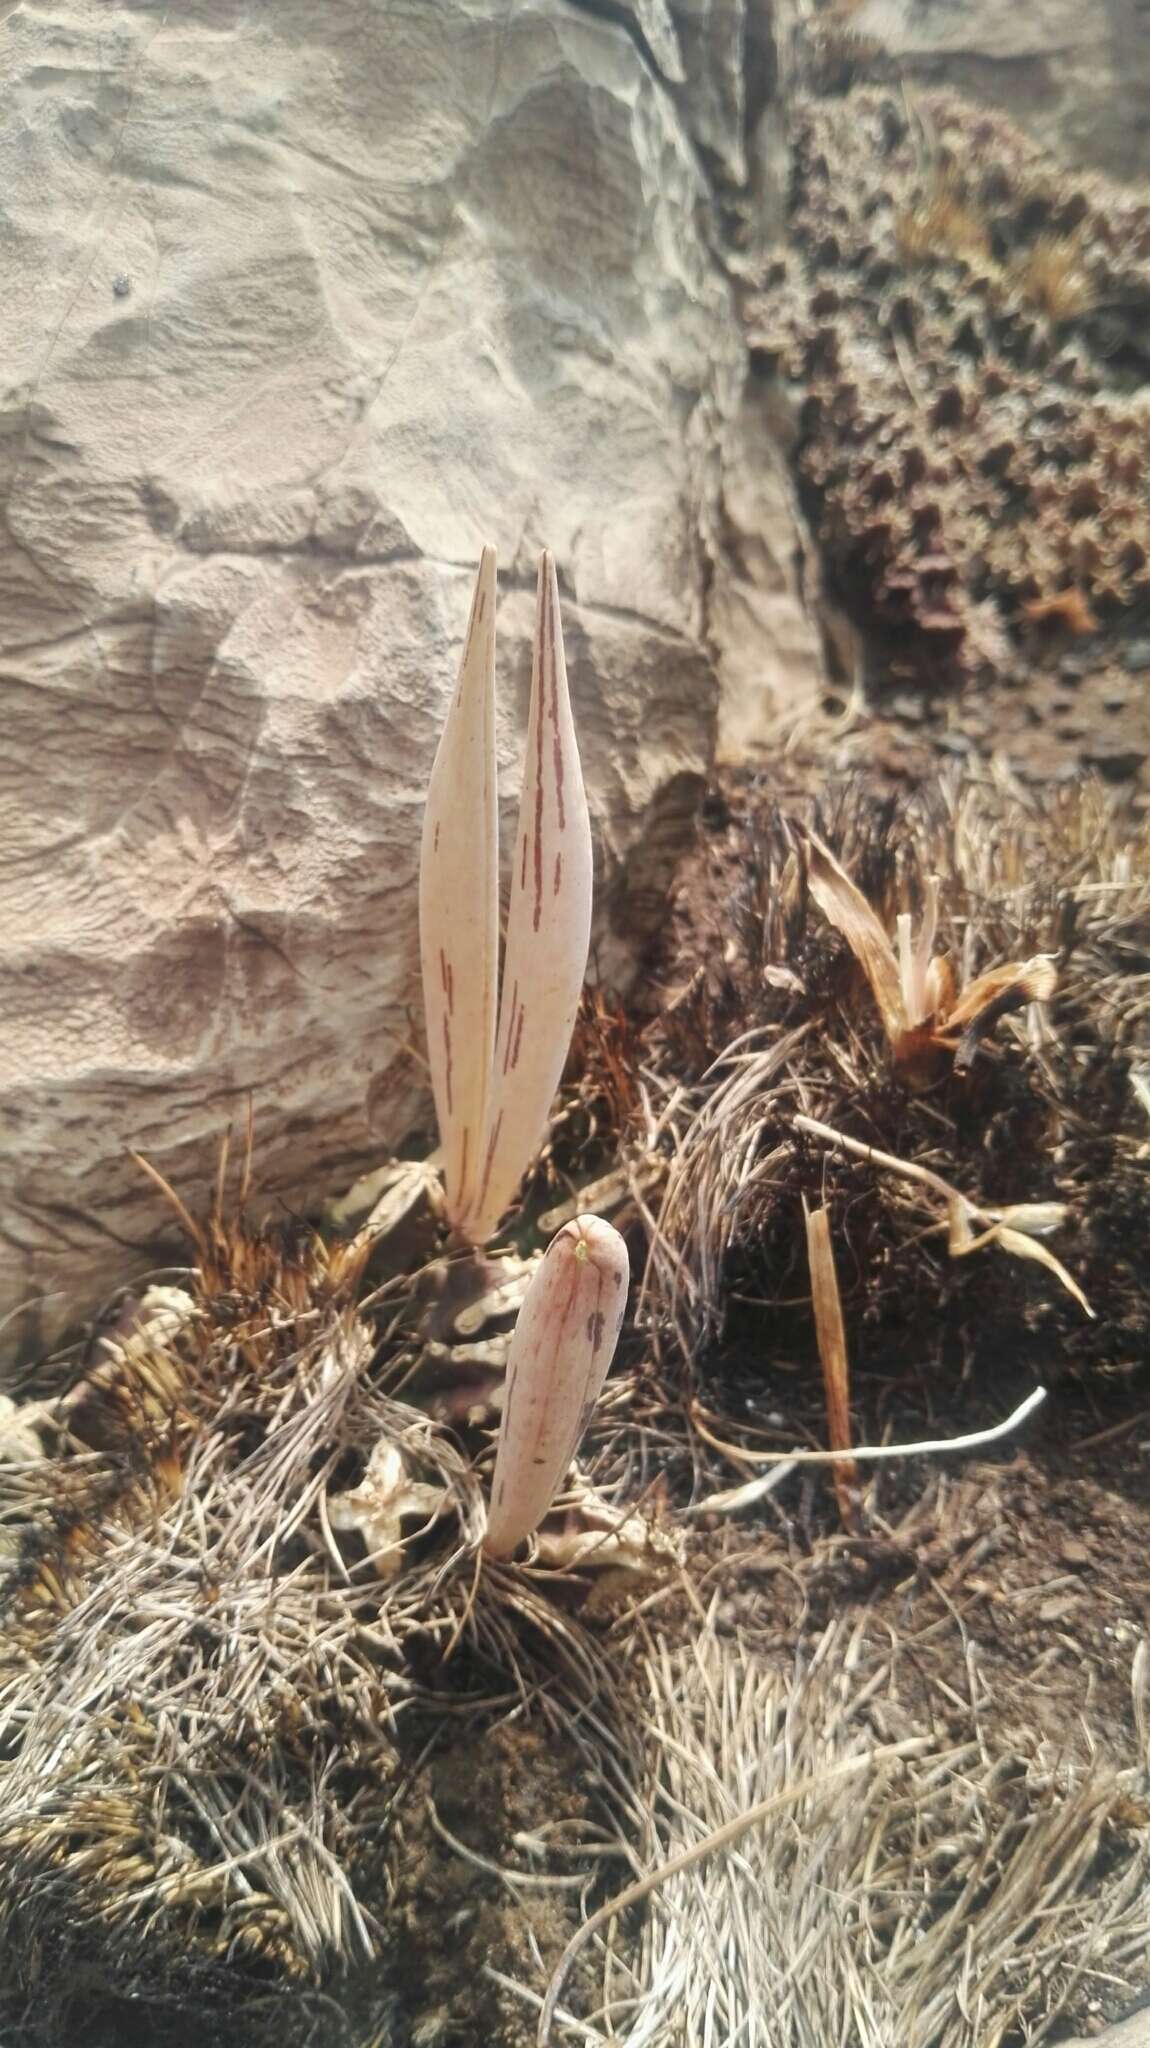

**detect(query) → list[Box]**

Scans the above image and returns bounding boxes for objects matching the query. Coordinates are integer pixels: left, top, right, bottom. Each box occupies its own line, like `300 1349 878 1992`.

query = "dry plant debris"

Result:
524 1610 1150 2048
804 1199 859 1526
642 770 1147 1391
801 827 1058 1077
0 768 1146 2045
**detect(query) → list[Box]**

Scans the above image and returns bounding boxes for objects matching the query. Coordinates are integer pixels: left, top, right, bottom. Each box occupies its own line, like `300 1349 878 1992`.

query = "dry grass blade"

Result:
959 1219 1095 1319
803 1202 859 1526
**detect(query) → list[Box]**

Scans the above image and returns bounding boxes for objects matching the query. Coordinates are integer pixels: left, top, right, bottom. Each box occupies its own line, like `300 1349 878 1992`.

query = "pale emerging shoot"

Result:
419 547 499 1231
485 1214 629 1558
420 547 593 1246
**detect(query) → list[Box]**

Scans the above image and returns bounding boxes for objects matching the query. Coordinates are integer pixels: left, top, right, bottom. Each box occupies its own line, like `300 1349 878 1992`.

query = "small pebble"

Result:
1060 1535 1090 1568
1122 638 1150 674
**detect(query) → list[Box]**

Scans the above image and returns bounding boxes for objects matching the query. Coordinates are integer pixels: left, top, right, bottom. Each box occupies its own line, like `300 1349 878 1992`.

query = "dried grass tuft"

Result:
640 772 1149 1390
517 1613 1150 2047
894 178 993 271
0 1197 642 2036
1014 234 1097 324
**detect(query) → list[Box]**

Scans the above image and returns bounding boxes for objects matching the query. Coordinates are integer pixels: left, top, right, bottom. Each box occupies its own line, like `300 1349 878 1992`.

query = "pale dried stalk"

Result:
795 1114 1093 1315
686 1386 1047 1502
419 547 499 1229
804 1202 858 1524
485 1216 629 1559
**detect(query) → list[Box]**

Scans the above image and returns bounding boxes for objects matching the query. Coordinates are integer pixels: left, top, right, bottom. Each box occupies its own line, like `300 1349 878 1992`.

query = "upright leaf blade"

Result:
419 548 499 1230
464 552 592 1244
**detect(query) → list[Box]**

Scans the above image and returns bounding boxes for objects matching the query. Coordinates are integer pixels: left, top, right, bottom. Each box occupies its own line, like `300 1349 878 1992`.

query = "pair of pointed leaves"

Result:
419 549 593 1245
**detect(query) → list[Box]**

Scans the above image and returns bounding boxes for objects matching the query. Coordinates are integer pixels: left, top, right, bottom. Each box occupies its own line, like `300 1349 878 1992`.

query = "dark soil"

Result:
825 648 1150 806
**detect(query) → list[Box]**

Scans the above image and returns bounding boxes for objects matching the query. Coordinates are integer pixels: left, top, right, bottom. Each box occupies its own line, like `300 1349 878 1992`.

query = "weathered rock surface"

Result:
0 0 819 1358
862 0 1150 181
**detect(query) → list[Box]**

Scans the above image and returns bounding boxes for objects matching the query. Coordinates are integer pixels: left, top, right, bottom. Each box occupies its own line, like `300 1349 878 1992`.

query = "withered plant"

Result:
1013 231 1096 324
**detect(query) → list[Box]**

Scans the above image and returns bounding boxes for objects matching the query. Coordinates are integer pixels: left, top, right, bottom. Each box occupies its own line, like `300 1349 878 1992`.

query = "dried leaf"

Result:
923 950 957 1020
992 1226 1094 1318
944 955 1058 1071
531 1483 680 1573
485 1215 629 1559
327 1439 445 1578
804 1203 858 1526
803 831 907 1046
985 1202 1069 1239
464 554 593 1243
419 548 499 1230
949 1208 1092 1316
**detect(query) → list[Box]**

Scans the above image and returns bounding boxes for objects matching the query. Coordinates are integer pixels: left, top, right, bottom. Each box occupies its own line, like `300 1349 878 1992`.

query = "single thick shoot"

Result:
485 1215 629 1559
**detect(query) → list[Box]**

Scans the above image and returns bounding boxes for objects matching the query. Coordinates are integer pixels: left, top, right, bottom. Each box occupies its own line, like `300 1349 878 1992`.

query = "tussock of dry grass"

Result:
894 178 992 270
637 772 1150 1391
0 1238 642 2038
531 1614 1150 2048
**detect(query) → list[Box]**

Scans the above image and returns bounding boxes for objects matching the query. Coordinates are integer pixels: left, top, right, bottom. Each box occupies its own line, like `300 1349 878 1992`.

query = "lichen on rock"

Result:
744 47 1150 689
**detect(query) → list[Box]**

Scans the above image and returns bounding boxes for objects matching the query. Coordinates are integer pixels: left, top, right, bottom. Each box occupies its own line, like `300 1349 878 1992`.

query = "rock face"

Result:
861 0 1150 181
0 0 820 1358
